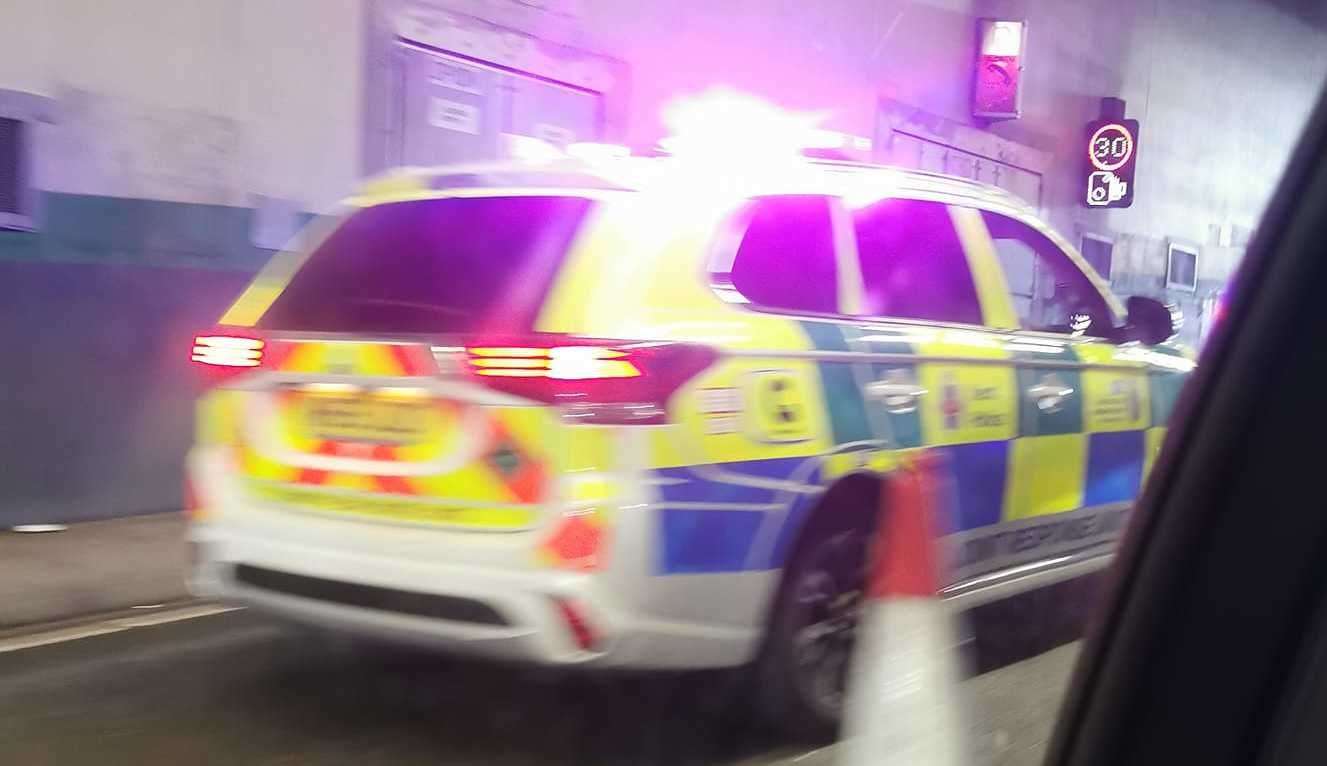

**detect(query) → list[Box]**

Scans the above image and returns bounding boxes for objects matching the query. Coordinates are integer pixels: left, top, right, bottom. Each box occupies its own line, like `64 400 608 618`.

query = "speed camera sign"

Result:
1083 118 1139 208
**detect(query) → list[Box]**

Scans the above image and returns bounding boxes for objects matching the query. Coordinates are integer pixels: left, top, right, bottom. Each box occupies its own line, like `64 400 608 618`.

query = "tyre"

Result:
756 522 871 741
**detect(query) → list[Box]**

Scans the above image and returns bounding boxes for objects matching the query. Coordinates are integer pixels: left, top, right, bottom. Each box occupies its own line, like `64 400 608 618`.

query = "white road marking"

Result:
8 524 69 533
0 604 242 654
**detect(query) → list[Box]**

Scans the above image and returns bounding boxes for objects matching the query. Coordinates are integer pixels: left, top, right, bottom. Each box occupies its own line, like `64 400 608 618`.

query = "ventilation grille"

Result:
234 564 511 626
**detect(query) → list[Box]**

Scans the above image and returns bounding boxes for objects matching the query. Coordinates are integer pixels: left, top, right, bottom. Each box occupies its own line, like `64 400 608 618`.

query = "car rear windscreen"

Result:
257 195 594 335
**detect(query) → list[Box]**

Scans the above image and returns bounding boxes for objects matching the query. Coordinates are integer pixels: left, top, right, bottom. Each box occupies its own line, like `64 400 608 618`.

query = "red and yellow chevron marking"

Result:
236 406 555 524
217 340 560 525
243 480 539 529
269 340 435 377
239 415 552 503
272 390 461 465
292 441 419 495
478 417 548 504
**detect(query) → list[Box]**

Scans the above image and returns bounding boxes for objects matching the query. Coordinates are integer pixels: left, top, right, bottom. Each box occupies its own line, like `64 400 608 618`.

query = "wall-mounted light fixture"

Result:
973 19 1026 120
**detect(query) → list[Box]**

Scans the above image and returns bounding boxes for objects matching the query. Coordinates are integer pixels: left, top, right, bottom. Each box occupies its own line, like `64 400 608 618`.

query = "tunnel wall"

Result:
0 195 265 524
0 0 365 215
0 0 359 523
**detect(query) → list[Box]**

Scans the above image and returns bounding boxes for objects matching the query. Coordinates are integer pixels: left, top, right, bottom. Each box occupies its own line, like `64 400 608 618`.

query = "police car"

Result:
186 125 1192 733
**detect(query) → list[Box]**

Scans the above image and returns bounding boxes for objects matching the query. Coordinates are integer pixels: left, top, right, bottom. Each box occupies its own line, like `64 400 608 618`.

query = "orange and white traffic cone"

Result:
839 451 969 766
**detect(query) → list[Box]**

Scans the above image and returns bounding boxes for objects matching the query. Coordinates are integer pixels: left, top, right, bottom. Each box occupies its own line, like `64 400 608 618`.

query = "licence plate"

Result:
300 395 432 444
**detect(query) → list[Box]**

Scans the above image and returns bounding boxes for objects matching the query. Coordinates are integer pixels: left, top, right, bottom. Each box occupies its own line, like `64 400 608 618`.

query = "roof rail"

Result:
808 158 1026 204
352 155 1033 215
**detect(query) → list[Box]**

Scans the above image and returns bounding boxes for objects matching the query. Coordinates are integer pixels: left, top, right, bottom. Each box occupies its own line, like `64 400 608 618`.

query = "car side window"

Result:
719 195 839 315
983 211 1114 338
852 198 983 325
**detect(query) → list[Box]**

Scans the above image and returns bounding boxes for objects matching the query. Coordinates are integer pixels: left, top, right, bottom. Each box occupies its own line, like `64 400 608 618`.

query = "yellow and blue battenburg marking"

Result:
650 318 1190 576
653 456 810 574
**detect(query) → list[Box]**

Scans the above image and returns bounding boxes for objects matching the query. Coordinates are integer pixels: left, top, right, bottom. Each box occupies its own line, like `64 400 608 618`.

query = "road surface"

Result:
0 609 1078 765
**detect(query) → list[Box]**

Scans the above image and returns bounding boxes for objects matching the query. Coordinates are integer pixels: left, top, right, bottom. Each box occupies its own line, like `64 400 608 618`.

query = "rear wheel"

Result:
757 524 871 741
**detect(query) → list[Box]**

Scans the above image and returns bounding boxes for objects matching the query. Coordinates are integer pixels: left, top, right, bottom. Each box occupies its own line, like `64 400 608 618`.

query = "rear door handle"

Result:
1026 383 1075 413
866 381 928 414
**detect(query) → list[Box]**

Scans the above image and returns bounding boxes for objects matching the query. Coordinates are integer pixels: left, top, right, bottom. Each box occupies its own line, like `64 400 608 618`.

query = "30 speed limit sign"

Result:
1083 118 1140 209
1089 123 1134 171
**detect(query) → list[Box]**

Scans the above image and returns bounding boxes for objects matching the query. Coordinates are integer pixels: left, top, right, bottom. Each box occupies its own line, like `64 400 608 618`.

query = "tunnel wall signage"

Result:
1083 118 1140 208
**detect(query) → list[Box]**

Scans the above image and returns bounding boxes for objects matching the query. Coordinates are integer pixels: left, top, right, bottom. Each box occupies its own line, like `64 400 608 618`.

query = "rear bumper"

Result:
187 432 765 670
191 526 593 664
189 519 759 670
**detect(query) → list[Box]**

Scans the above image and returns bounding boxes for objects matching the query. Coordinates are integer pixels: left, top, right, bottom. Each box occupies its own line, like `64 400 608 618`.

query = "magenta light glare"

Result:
804 128 873 152
840 170 903 209
502 133 564 163
660 88 828 162
567 142 630 162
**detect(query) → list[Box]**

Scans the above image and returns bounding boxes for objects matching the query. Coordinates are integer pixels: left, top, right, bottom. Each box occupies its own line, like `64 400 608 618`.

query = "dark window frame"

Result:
0 89 49 232
256 194 595 336
1167 242 1200 292
1080 232 1115 282
850 197 986 327
984 210 1118 339
0 117 24 218
707 194 847 319
707 194 1001 331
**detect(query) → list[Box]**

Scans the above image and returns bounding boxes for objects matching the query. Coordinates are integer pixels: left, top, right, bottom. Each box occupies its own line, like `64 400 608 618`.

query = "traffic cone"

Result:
838 451 969 766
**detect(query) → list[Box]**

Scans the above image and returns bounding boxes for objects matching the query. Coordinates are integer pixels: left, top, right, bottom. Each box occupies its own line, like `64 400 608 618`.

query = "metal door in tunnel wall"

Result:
398 43 602 166
401 45 503 164
502 73 602 148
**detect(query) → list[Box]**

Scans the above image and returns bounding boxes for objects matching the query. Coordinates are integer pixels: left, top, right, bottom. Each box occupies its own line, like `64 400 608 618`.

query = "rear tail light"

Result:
464 339 716 424
469 345 641 380
191 329 267 383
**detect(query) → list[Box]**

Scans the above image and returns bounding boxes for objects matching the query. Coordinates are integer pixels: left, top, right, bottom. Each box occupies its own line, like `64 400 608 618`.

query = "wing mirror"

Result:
1121 296 1180 345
